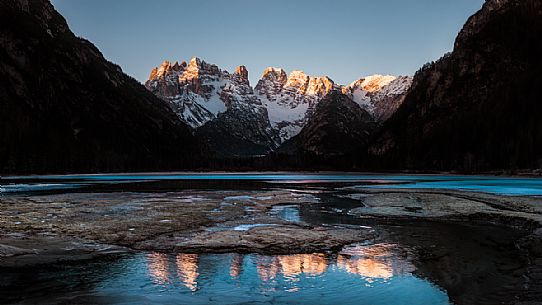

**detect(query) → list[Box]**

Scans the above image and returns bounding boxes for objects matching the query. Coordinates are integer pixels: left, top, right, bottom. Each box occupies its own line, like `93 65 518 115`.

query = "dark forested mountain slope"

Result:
370 0 542 171
0 0 199 173
280 91 376 156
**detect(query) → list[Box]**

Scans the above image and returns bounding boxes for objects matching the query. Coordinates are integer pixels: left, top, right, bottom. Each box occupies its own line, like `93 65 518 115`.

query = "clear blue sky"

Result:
51 0 484 86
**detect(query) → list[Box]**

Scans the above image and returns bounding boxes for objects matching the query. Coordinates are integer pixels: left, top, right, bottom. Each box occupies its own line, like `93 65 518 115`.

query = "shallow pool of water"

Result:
0 247 450 305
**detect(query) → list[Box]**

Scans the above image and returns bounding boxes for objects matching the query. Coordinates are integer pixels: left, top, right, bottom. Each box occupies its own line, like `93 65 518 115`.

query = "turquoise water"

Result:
1 250 450 305
362 178 542 196
2 173 542 196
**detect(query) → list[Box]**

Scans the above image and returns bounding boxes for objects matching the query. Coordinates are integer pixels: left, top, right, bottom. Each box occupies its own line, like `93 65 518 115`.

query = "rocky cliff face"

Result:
254 70 410 143
146 60 412 157
280 91 376 156
146 58 226 128
342 75 412 122
255 69 340 142
0 0 199 173
146 58 279 156
370 0 542 171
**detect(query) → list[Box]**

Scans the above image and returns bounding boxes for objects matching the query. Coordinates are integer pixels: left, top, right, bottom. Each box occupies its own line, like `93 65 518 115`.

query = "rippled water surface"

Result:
2 248 449 305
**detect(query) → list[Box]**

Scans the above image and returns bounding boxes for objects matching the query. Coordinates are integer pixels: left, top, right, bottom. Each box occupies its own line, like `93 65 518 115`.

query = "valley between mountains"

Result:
1 0 541 173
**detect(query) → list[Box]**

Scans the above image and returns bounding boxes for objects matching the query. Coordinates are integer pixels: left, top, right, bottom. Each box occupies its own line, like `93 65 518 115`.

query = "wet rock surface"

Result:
168 224 373 254
344 188 542 225
0 189 371 265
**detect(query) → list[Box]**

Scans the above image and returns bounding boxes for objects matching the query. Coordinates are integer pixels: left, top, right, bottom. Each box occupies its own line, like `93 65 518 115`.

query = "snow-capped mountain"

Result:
146 58 232 128
145 58 412 155
145 57 278 155
342 75 413 121
254 68 340 142
279 91 376 156
255 70 411 142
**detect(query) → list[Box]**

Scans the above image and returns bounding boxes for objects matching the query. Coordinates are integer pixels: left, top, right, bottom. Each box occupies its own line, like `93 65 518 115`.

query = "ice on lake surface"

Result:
2 173 542 196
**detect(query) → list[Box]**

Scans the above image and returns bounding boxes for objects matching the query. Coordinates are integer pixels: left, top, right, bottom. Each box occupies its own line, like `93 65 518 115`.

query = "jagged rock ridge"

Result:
146 59 412 156
255 70 412 142
146 58 279 156
254 69 341 142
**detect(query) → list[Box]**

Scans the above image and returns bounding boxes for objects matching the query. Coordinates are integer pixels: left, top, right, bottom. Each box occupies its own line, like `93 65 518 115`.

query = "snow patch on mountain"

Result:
145 57 279 153
145 58 235 128
145 58 412 147
255 68 339 142
343 75 413 121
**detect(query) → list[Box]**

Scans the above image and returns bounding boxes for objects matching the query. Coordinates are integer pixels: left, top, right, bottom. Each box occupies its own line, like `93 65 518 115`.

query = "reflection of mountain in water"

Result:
229 254 244 278
145 243 414 291
176 254 199 291
337 243 415 282
146 253 200 291
146 253 170 285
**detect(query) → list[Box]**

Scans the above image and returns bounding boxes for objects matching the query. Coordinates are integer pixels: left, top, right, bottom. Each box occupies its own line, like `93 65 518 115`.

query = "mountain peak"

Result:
349 75 397 93
261 67 287 79
149 67 159 80
307 75 336 96
288 70 308 78
172 61 184 71
149 60 175 80
284 71 336 97
188 57 202 68
235 65 249 83
285 70 310 89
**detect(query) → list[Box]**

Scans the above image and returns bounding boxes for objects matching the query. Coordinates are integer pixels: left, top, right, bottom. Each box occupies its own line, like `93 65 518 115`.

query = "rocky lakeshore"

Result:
1 179 542 304
340 188 542 305
0 189 375 266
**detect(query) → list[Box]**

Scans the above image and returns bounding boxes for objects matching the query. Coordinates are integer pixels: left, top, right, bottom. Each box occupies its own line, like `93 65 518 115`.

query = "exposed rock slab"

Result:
344 188 542 229
140 223 374 254
0 189 371 261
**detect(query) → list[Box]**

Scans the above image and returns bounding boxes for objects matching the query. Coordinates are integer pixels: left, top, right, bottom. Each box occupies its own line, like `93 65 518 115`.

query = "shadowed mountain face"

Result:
0 0 200 173
280 91 376 156
370 0 542 171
